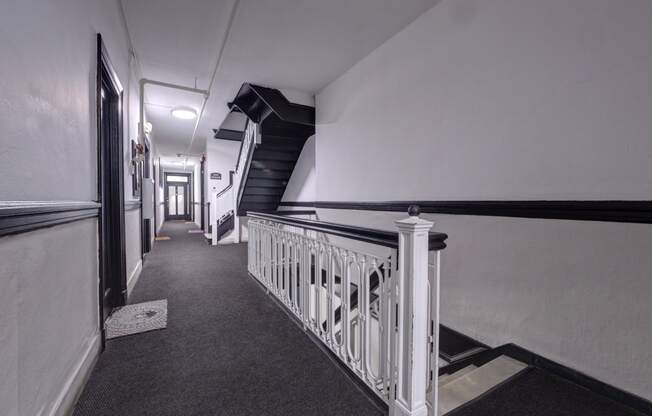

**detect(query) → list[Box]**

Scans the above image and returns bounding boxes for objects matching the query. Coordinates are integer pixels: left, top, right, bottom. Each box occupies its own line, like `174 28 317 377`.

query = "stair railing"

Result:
247 207 447 416
211 119 259 244
234 119 259 209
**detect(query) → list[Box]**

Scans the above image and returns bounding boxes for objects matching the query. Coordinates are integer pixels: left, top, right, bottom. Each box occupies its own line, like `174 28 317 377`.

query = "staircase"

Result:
228 83 314 216
435 344 650 416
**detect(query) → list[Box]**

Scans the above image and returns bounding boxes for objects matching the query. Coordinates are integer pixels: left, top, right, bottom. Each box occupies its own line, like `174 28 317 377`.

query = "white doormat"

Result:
188 229 204 234
106 299 167 339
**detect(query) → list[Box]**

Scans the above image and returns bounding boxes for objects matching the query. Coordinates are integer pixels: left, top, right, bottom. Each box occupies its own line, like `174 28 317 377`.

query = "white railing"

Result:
234 119 258 204
211 119 259 244
247 209 447 416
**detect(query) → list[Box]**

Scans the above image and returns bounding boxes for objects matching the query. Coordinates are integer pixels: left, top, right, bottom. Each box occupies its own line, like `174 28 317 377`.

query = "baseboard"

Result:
49 332 101 416
127 259 143 297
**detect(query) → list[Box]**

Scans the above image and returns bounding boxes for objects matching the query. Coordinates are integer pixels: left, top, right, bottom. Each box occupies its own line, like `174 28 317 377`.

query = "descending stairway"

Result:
437 355 527 414
436 344 651 416
301 260 650 415
228 83 315 216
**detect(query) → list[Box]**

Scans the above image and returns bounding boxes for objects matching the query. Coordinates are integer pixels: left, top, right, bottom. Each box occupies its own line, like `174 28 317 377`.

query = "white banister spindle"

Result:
247 210 445 407
391 207 434 416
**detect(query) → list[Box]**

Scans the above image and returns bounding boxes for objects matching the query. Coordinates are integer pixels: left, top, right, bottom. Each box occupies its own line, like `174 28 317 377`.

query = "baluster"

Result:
314 243 321 334
326 246 334 346
347 253 361 367
330 249 343 349
303 238 312 329
284 233 290 305
340 251 350 362
359 255 368 381
365 259 384 387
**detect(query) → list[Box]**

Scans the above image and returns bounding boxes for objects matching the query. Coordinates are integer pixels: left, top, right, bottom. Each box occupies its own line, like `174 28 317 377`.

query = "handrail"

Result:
215 170 235 200
247 210 447 250
236 121 257 207
234 121 247 173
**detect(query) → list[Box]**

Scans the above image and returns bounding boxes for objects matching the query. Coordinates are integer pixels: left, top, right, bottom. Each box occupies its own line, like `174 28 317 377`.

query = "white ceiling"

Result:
122 0 440 158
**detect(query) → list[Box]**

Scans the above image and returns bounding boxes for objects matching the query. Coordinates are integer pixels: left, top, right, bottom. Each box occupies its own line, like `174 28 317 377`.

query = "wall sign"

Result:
210 172 222 180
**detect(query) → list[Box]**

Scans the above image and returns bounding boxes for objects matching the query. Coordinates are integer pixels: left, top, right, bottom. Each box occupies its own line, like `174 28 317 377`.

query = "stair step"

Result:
259 140 304 151
243 187 286 196
240 202 279 213
240 194 282 204
440 326 487 363
245 178 288 188
253 149 300 161
438 355 527 415
438 365 477 387
249 159 295 170
248 168 292 180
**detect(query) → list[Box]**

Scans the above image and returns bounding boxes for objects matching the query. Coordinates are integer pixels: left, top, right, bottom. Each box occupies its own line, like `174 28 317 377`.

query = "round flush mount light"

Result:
171 107 197 120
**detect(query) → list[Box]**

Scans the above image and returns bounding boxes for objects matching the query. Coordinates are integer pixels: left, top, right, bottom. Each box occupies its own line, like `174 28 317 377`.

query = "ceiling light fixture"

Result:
171 107 197 120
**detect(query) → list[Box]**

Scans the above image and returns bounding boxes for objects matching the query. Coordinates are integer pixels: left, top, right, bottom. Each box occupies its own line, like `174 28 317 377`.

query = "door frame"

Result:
96 34 127 348
200 156 205 230
164 172 192 221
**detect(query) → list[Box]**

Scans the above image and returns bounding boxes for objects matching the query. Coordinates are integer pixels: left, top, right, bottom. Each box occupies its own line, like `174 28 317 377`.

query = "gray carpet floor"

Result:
73 222 384 416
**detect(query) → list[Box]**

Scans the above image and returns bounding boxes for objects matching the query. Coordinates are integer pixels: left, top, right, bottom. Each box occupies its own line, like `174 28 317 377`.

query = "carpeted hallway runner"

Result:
73 222 383 416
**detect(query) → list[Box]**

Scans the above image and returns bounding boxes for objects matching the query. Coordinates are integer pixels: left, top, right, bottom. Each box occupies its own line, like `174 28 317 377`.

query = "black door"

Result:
165 173 191 221
97 34 127 347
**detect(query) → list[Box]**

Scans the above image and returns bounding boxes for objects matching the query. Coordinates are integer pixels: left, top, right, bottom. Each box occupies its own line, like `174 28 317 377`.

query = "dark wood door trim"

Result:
97 33 127 349
164 172 192 221
200 157 205 230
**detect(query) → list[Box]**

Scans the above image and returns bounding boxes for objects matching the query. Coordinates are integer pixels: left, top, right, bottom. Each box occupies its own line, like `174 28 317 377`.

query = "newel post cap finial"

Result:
395 205 433 230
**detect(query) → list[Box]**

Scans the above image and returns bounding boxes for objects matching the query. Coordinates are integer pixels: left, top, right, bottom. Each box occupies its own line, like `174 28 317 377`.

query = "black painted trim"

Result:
0 202 100 237
438 344 652 415
497 343 652 415
278 201 316 207
278 200 652 224
248 211 447 250
200 157 205 231
229 83 315 126
273 210 317 216
213 128 244 141
97 33 128 349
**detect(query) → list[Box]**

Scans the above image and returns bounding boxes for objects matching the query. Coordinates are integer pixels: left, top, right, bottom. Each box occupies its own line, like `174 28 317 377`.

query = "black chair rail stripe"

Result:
277 200 652 224
0 202 101 237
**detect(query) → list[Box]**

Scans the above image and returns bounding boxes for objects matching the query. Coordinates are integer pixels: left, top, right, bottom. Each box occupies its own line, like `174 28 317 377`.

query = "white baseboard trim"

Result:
49 332 101 416
127 259 143 297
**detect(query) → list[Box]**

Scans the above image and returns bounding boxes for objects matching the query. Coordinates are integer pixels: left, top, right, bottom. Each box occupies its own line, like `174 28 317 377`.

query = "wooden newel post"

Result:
391 205 433 416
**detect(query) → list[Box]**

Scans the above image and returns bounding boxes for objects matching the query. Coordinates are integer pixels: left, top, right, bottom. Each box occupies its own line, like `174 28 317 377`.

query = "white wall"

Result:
317 0 652 201
315 0 652 400
0 0 140 414
281 135 316 202
206 139 240 198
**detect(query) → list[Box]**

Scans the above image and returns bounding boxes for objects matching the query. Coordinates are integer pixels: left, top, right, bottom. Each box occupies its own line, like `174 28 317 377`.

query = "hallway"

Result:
74 222 383 416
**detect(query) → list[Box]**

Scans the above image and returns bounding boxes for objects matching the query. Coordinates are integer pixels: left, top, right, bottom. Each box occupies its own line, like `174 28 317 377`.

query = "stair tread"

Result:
438 365 478 387
438 355 527 415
